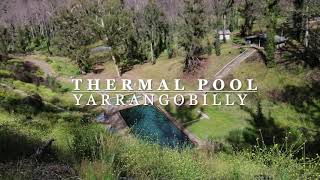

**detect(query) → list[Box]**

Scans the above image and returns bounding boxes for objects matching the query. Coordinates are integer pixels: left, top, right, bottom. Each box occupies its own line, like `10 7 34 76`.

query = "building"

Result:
245 33 287 48
218 29 231 41
275 35 287 48
245 33 267 47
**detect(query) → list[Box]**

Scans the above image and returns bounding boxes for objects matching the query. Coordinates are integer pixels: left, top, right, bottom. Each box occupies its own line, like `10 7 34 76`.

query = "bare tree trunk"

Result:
112 55 121 77
151 29 155 64
304 6 309 47
151 42 155 64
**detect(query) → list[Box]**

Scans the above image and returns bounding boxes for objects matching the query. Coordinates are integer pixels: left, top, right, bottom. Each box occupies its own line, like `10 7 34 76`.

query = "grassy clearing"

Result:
47 56 80 77
187 54 317 142
231 58 315 129
233 60 306 97
122 42 241 90
188 106 249 140
25 54 80 77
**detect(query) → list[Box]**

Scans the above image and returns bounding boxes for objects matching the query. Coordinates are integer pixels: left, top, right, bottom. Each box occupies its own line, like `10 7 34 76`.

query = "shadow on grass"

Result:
0 125 43 162
240 101 286 146
164 102 201 127
269 80 320 127
268 79 320 155
227 100 294 150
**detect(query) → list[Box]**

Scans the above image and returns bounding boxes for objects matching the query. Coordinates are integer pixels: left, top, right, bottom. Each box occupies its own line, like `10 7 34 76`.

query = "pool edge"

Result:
153 104 205 147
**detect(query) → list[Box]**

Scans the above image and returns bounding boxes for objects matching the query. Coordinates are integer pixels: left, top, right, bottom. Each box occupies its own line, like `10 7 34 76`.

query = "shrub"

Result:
227 129 247 149
0 89 21 112
70 124 105 160
0 70 12 78
214 34 221 56
232 36 246 45
58 112 82 123
82 132 212 179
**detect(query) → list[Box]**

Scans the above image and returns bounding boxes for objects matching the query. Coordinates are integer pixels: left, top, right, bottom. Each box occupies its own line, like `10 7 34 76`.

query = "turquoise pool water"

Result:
120 105 192 148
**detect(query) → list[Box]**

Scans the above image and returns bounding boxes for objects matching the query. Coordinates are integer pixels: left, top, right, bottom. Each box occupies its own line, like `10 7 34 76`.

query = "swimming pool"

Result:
120 105 192 148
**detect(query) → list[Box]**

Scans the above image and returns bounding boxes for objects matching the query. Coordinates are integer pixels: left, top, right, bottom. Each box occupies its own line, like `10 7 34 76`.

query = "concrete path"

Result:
203 48 257 91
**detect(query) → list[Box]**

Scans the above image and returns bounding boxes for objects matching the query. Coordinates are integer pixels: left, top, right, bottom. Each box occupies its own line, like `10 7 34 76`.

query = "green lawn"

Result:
48 56 80 77
187 54 318 141
188 106 248 140
232 58 316 127
122 41 241 90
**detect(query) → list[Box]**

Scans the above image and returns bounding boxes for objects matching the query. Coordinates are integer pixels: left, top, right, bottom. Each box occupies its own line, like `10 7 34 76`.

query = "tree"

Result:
265 30 276 67
214 33 221 56
239 0 257 36
229 7 239 32
292 0 305 41
305 0 320 67
265 0 280 67
102 0 145 76
165 25 175 59
206 37 212 55
178 0 208 73
0 26 10 61
139 0 168 64
15 26 31 53
53 7 96 73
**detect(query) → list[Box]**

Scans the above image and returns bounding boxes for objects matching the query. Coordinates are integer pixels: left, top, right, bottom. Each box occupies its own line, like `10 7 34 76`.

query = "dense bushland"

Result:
1 0 319 71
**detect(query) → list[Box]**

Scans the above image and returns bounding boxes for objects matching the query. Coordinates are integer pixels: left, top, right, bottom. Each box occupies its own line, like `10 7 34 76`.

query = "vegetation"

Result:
239 0 258 36
178 0 208 73
214 33 221 56
52 7 96 73
0 26 9 61
0 0 320 179
139 0 168 64
265 0 280 67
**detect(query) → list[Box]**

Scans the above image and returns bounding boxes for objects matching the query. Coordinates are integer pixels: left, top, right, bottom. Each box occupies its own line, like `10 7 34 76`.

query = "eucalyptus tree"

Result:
102 0 145 76
265 0 280 67
178 0 208 73
239 0 263 36
0 26 10 61
52 5 97 73
139 0 168 64
305 0 320 67
292 0 305 41
214 33 221 56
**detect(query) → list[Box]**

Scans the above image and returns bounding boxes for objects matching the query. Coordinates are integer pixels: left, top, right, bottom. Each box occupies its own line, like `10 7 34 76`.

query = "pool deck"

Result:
107 112 129 134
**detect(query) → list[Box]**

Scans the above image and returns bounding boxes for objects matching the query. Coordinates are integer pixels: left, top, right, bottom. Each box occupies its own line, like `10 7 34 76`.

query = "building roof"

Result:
274 35 287 43
218 29 231 35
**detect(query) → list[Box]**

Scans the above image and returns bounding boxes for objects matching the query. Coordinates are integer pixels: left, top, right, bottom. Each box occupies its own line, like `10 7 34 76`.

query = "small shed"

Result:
275 35 287 48
218 29 231 41
245 33 267 47
245 33 287 48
